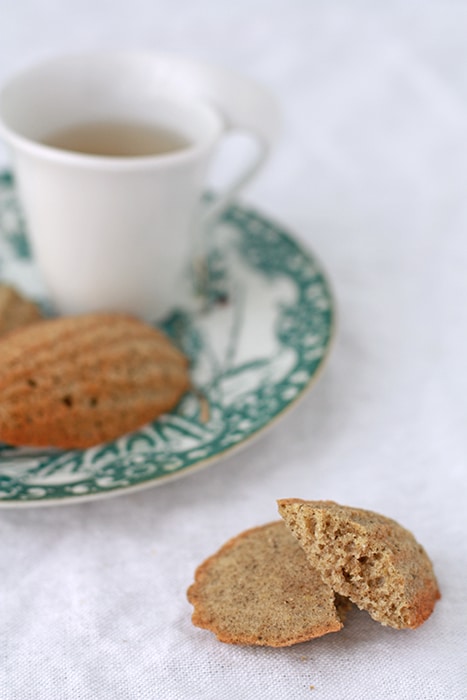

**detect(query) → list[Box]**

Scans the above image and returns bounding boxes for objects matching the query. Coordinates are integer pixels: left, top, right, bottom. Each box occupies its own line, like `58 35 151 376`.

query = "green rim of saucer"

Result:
0 171 334 505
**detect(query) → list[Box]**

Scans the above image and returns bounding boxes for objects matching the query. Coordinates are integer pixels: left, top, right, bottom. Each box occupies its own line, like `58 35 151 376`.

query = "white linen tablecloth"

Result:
1 1 466 698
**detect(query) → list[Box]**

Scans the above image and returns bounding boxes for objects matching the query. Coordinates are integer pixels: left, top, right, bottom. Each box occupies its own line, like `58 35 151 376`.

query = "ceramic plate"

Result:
0 172 334 506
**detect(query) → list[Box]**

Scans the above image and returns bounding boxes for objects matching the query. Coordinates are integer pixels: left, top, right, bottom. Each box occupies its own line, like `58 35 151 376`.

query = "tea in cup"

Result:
0 51 280 320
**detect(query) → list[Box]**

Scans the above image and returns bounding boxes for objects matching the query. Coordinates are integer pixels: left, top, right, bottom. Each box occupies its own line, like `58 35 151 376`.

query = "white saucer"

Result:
0 172 334 506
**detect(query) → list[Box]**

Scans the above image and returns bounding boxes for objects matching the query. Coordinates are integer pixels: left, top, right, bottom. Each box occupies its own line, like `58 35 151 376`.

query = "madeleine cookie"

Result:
187 521 346 647
278 499 440 629
0 313 190 448
0 283 43 335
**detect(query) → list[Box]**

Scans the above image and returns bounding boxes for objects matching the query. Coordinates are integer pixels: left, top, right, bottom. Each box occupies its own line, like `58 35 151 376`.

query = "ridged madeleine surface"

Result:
0 313 190 448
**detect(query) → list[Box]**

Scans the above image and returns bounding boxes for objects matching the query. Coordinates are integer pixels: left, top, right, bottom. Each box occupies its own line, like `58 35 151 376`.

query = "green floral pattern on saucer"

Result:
0 172 334 506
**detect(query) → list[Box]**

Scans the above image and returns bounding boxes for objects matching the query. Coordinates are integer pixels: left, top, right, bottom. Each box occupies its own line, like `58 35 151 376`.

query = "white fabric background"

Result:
1 1 466 698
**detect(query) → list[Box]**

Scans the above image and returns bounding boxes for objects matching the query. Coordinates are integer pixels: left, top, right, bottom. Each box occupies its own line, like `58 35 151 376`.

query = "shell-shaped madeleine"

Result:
0 313 190 448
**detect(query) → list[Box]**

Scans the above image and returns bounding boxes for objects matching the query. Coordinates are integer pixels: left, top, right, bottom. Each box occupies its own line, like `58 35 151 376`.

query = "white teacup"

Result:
0 51 279 320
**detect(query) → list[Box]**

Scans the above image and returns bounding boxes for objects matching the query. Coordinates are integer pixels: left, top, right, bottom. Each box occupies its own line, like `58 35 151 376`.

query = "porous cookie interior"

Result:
187 521 345 646
278 499 440 629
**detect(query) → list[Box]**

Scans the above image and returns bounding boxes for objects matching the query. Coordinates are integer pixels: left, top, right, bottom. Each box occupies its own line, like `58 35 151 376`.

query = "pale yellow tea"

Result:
42 120 190 157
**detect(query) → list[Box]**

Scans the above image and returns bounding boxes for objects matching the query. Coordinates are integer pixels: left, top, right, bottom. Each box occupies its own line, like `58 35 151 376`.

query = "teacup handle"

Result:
198 70 281 224
162 56 281 294
201 129 268 225
150 55 281 221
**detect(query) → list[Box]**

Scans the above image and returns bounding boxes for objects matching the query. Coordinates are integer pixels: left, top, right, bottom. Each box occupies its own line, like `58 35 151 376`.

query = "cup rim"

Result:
0 54 225 170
